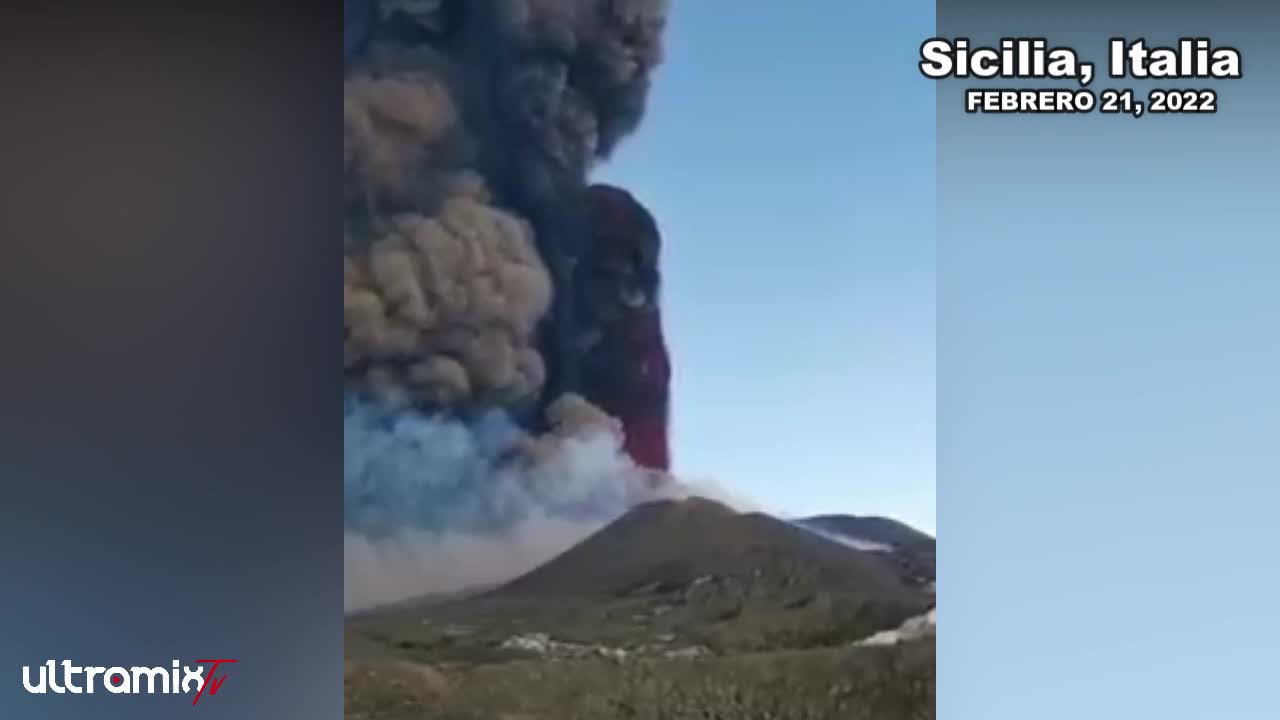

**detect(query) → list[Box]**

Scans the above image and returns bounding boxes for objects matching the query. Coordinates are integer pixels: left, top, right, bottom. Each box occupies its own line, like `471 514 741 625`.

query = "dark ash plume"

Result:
343 0 675 608
344 0 668 412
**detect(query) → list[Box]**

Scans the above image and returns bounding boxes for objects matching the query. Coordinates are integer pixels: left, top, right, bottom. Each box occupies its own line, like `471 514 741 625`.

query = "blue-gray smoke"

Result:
343 392 682 610
344 393 650 540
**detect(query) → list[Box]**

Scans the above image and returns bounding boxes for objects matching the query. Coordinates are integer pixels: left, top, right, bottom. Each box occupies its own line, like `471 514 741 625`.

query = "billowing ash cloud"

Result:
344 186 553 410
344 0 668 409
343 0 673 610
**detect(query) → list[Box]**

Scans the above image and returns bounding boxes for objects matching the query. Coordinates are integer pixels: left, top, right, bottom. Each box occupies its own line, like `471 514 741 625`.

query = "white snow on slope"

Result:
856 608 936 647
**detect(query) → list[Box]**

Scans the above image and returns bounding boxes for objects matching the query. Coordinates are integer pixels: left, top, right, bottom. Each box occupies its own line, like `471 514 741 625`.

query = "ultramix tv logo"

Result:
22 659 237 705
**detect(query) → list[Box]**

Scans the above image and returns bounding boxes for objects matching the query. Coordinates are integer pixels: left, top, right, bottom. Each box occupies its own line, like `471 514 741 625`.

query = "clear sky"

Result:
596 2 937 533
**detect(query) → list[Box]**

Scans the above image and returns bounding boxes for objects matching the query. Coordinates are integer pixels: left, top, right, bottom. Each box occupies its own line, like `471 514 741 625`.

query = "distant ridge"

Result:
798 515 935 583
797 515 934 548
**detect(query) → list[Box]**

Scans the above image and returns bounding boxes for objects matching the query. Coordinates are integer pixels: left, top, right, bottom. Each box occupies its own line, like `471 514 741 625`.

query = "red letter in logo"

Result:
191 659 237 706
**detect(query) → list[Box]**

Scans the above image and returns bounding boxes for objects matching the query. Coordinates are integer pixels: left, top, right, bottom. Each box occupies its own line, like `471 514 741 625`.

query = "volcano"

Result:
489 497 916 600
347 497 935 718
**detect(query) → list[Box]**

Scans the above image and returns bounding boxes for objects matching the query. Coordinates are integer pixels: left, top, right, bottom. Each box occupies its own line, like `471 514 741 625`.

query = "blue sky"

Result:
596 2 937 533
